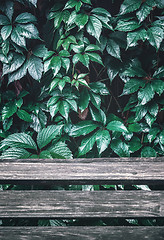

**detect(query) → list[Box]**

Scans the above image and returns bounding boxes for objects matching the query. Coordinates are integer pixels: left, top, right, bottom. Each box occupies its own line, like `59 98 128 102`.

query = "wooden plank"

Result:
0 227 164 240
0 157 164 185
0 191 163 218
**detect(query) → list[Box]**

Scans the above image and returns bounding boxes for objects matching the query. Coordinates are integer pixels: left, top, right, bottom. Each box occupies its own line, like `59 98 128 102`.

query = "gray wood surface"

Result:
0 227 164 240
0 157 164 184
0 190 163 218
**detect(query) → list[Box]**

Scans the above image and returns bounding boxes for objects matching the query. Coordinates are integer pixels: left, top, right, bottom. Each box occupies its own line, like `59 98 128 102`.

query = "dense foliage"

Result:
0 0 164 227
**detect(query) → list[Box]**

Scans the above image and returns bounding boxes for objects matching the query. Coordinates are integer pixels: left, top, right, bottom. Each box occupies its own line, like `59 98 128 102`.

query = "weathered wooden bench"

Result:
0 157 164 239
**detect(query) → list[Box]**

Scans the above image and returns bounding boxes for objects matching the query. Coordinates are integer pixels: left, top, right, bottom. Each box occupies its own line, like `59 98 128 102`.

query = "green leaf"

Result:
147 27 163 50
121 65 146 77
115 20 141 32
8 61 28 83
0 148 31 159
153 66 164 79
0 15 10 25
59 101 70 120
28 56 43 81
86 52 104 66
11 27 26 48
89 92 101 109
90 82 109 95
138 84 155 105
48 142 73 159
33 44 48 58
17 24 40 40
51 56 62 76
120 0 142 14
85 44 100 52
2 102 17 121
1 133 37 150
147 127 160 143
37 125 63 149
151 80 164 96
17 109 32 122
128 123 141 132
159 130 164 145
78 133 97 156
136 2 152 23
122 78 145 95
110 139 130 157
86 16 102 41
141 147 157 157
61 58 70 72
1 25 12 40
79 88 90 112
75 13 88 29
70 121 99 137
106 121 128 132
29 0 38 7
3 53 26 75
96 130 111 154
91 7 111 17
73 53 89 68
106 39 121 60
90 106 106 125
127 29 147 48
15 13 37 24
129 136 142 153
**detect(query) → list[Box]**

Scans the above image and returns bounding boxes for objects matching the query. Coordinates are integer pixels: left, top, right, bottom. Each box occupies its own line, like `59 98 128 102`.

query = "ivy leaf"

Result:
37 125 63 149
129 136 142 153
110 139 130 157
73 53 89 68
86 52 104 66
86 16 102 41
85 44 100 52
28 56 43 81
8 61 28 83
115 20 141 32
17 24 40 40
0 148 31 159
59 101 70 120
120 0 142 14
1 25 12 41
89 92 101 109
0 15 10 25
153 66 164 79
147 127 160 143
106 121 128 132
79 88 90 112
90 106 106 125
15 13 37 24
136 2 152 23
151 80 164 96
75 13 88 30
16 109 32 122
106 39 121 60
33 44 48 58
78 133 97 156
51 56 62 76
2 102 17 121
1 133 37 150
147 27 163 50
48 142 73 159
122 78 145 95
141 147 157 157
138 84 155 105
127 29 147 48
91 7 111 17
70 121 99 137
96 130 111 154
3 53 26 75
29 0 38 7
11 27 26 48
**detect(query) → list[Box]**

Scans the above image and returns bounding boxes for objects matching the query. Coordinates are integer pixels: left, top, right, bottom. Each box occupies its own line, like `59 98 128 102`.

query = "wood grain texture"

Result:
0 190 163 218
0 157 164 185
0 227 164 240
